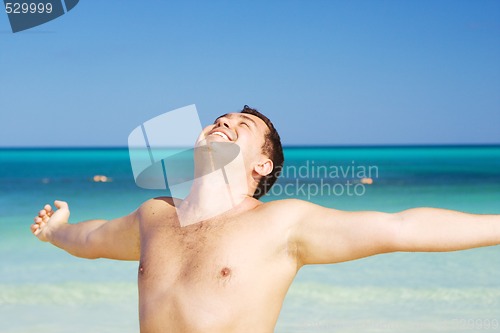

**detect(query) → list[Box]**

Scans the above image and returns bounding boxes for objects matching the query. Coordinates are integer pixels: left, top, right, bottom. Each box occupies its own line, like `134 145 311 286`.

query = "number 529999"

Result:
5 2 53 14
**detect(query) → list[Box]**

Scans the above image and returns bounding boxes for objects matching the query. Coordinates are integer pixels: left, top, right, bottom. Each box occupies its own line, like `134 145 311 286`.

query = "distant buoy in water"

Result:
360 177 373 185
93 175 112 182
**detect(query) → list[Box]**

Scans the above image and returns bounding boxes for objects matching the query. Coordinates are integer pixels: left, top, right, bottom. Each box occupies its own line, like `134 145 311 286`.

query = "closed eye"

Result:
240 122 249 127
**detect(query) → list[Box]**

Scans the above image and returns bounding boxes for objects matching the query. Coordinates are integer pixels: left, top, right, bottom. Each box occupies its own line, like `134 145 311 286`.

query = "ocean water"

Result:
1 146 500 333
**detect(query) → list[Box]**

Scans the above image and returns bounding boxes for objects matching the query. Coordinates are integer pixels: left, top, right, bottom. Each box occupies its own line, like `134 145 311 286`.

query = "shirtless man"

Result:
31 106 500 333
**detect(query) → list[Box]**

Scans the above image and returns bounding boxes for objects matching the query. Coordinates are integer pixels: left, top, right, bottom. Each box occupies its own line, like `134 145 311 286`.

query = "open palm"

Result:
31 200 70 242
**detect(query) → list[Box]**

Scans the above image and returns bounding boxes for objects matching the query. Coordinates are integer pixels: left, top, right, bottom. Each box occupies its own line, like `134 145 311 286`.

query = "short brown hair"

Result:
241 105 284 199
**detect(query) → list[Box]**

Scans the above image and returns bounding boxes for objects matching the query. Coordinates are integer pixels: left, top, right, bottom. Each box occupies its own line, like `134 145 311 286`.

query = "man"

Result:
31 106 500 333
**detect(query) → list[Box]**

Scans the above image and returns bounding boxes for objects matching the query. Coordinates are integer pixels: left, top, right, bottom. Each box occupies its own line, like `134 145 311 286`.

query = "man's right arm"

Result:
31 200 140 261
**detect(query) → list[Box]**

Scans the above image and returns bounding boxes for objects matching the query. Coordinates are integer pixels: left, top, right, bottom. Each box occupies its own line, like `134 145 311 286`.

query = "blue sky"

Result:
1 0 499 147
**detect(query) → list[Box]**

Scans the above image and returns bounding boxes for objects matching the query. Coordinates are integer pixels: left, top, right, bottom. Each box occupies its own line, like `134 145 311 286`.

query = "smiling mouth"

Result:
210 131 230 141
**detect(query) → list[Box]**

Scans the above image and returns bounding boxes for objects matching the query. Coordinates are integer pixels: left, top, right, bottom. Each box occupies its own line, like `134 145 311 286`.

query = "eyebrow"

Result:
214 113 258 128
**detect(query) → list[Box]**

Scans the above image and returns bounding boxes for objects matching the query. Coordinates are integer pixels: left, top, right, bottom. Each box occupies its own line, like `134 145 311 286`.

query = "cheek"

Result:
239 141 262 163
196 127 213 143
202 125 213 136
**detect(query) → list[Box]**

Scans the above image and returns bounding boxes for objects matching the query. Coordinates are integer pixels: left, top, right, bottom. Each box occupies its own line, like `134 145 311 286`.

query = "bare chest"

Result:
135 206 298 332
138 215 283 289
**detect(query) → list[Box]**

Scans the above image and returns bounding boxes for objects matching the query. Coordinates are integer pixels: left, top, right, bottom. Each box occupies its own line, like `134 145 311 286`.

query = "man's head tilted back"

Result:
240 105 284 199
201 105 284 199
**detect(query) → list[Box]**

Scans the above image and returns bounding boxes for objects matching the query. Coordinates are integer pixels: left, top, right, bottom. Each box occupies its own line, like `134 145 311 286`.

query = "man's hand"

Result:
30 199 140 260
31 200 70 242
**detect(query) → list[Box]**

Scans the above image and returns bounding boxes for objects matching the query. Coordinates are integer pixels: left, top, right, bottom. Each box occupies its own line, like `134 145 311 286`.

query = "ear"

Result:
254 158 273 177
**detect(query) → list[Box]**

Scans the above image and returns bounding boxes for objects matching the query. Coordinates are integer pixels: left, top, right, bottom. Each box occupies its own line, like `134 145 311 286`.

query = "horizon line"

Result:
1 143 500 150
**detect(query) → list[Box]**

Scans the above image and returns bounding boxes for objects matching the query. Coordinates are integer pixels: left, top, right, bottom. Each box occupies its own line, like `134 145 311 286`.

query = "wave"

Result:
286 282 500 304
0 282 137 305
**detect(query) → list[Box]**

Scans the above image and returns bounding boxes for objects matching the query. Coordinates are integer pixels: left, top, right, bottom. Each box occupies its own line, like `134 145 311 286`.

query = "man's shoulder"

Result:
137 196 177 217
254 198 319 221
257 198 340 225
259 198 317 210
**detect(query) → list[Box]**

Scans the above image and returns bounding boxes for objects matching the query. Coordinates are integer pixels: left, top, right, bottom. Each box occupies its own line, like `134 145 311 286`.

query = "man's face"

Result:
197 113 269 166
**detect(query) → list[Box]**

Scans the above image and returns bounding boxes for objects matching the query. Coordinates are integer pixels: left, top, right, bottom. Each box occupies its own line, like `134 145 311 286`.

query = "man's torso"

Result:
137 198 299 333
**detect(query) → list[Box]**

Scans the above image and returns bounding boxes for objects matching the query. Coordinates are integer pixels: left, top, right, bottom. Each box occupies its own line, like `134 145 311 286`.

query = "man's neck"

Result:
175 149 254 226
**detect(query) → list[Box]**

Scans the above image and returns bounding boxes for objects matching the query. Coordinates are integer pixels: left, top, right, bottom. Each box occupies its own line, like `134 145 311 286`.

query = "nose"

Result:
215 118 231 129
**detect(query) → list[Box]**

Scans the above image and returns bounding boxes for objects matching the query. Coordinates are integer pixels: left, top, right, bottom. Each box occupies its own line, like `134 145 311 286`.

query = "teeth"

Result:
211 131 229 140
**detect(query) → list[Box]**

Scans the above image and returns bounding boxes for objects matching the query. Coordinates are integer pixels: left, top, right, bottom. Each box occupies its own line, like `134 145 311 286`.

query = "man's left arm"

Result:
388 207 500 252
288 200 500 266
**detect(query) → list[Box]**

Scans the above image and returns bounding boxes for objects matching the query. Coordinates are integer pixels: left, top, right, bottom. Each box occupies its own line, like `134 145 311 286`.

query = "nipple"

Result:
220 267 231 277
139 264 144 274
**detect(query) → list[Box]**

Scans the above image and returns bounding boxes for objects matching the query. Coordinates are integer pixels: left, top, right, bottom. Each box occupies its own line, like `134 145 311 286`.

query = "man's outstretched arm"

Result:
31 200 140 260
288 200 500 266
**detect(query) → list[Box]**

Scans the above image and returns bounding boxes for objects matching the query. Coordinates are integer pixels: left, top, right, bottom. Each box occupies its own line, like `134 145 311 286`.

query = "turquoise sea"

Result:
1 146 500 333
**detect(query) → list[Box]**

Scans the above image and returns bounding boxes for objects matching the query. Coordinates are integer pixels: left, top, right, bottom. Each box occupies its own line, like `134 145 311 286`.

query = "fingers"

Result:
33 215 45 226
54 200 68 210
32 200 68 237
31 216 45 235
31 222 42 235
32 202 54 235
37 207 51 223
30 200 69 242
35 202 57 220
